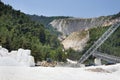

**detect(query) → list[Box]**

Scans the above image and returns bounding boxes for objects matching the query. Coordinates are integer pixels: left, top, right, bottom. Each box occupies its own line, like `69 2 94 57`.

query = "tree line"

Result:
0 1 66 62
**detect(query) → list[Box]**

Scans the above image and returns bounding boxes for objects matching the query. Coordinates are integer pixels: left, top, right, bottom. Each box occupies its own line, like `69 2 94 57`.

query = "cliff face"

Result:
50 13 120 51
50 16 120 36
50 17 108 36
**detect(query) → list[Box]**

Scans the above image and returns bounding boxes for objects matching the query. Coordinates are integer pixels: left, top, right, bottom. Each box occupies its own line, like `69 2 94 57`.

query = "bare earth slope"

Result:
50 14 120 51
62 30 89 51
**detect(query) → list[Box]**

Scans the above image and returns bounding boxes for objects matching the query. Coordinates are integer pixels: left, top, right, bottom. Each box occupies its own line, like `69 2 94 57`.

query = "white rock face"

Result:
50 17 120 36
94 58 102 66
0 46 8 56
62 30 89 51
50 15 120 51
0 46 35 66
50 17 108 36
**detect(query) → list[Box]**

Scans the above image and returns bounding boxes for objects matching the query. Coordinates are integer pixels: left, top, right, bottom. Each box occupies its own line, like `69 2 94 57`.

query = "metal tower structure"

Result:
93 51 120 63
78 22 120 64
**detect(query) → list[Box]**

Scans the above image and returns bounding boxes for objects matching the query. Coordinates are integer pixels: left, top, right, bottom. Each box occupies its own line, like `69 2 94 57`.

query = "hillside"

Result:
82 25 120 63
27 15 70 35
0 1 66 62
50 14 120 36
28 12 120 61
0 1 120 64
27 15 70 27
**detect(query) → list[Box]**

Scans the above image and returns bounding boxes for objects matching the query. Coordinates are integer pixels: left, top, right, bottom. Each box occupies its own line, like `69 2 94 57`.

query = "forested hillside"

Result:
28 12 120 61
0 1 66 62
99 26 120 56
28 15 70 35
28 15 70 27
0 1 120 64
85 25 120 63
65 25 120 63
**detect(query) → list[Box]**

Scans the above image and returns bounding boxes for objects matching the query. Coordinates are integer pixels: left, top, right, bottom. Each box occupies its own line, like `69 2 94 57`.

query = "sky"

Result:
1 0 120 18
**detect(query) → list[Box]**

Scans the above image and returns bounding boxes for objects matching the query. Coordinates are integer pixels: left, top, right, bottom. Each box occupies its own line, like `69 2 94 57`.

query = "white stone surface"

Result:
94 58 102 66
0 46 35 66
0 46 8 57
0 63 120 80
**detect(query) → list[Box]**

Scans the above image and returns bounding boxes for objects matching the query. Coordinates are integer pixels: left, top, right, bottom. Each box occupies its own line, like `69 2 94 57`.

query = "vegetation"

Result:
0 1 119 63
0 1 66 62
28 14 70 36
28 14 70 27
88 25 120 57
65 25 120 62
28 11 120 62
83 25 120 64
65 48 82 60
99 26 120 56
110 12 120 20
